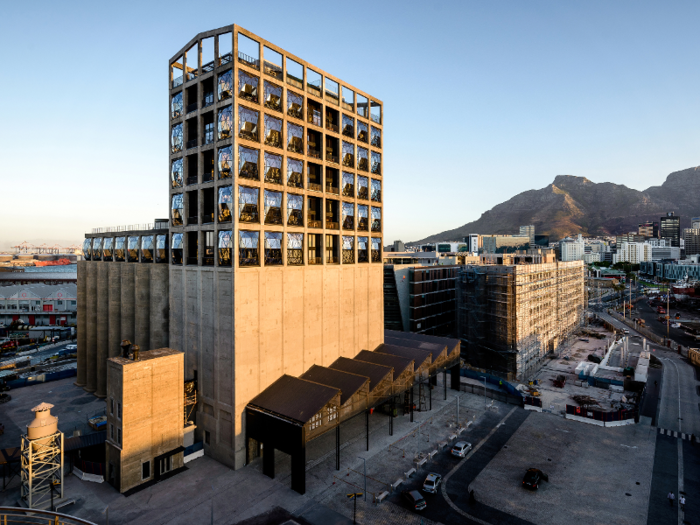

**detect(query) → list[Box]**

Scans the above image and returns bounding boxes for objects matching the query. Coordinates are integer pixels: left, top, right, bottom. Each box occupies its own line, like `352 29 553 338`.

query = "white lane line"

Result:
678 438 684 525
439 406 518 525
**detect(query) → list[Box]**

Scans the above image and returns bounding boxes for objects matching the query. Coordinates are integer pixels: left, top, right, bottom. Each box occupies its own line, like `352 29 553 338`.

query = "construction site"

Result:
457 260 585 380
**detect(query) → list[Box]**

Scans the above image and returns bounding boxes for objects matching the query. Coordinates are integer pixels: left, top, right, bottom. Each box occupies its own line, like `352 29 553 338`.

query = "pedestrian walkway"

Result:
658 428 698 442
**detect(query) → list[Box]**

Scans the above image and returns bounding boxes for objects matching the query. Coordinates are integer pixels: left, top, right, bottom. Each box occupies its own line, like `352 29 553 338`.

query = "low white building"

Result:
560 234 585 261
582 253 601 264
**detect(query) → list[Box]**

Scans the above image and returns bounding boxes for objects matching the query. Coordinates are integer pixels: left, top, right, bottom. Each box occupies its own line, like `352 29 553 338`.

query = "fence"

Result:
5 368 76 389
0 507 97 525
523 396 542 408
458 383 523 406
565 404 637 423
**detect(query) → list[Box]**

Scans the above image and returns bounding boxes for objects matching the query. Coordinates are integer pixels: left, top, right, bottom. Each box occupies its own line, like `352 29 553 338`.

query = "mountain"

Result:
414 166 700 244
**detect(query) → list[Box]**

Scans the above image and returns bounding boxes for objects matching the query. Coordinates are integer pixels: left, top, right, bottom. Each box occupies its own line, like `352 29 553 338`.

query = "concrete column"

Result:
108 264 122 360
135 264 151 350
95 263 109 398
121 264 135 348
85 262 97 393
75 261 87 387
150 265 169 350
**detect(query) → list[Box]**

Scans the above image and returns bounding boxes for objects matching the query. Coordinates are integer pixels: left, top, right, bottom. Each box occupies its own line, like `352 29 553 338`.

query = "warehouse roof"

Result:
330 357 392 392
354 350 413 377
300 365 369 406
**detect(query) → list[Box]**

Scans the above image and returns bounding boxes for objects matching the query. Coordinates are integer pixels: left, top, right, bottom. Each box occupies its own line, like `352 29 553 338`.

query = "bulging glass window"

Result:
357 147 368 171
171 194 184 226
342 86 354 111
342 172 354 197
171 233 183 265
287 233 303 265
342 115 354 138
218 106 232 139
287 123 303 153
218 186 233 223
342 236 355 264
357 176 369 200
371 126 381 147
371 152 381 175
239 231 259 267
171 124 183 153
372 207 382 232
156 234 168 263
238 186 259 223
371 179 381 202
287 158 303 188
264 152 282 184
287 91 303 119
238 106 259 141
171 92 183 119
218 146 232 179
342 142 354 168
357 120 368 142
342 202 354 230
371 237 381 262
82 238 92 261
115 237 126 262
171 158 183 188
92 238 102 260
218 230 233 267
264 81 282 111
238 70 259 102
103 237 114 261
264 232 283 265
141 235 154 262
287 194 303 226
218 70 233 100
358 236 369 263
264 115 283 148
127 237 139 262
238 146 259 180
358 205 369 231
264 190 282 224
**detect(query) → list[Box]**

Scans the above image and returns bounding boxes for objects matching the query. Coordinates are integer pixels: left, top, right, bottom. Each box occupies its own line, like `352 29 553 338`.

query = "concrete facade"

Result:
105 348 184 493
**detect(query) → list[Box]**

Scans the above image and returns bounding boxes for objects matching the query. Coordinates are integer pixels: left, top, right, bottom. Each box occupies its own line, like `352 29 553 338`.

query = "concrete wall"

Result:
169 264 383 469
76 261 87 386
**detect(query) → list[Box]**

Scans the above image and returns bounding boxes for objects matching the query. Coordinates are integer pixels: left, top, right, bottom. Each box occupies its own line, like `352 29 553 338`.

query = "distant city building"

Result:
638 221 659 239
582 253 601 264
612 242 651 264
692 217 700 230
641 260 700 281
683 228 700 256
466 234 481 253
660 212 681 247
560 234 585 261
0 283 77 326
393 240 405 253
533 234 549 247
481 235 529 254
519 225 535 244
616 232 644 246
651 245 681 261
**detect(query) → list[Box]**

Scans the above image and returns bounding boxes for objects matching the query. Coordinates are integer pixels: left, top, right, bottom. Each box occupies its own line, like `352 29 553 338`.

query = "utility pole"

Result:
357 457 366 501
667 280 670 345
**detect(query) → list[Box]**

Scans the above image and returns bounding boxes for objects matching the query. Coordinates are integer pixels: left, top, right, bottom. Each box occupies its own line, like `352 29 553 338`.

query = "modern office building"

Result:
519 225 535 244
683 228 700 256
638 221 659 239
660 212 681 248
481 235 530 254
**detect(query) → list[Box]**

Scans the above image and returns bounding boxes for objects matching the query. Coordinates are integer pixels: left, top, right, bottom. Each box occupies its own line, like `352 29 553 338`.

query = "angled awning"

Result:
354 350 413 377
300 365 369 406
330 357 392 393
374 343 432 370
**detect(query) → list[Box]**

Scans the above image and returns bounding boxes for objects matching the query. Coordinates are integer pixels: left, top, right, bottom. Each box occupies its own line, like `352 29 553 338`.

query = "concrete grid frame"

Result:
167 25 385 470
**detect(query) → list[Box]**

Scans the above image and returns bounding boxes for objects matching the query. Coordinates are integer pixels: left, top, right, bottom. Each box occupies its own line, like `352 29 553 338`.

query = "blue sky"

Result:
1 0 699 248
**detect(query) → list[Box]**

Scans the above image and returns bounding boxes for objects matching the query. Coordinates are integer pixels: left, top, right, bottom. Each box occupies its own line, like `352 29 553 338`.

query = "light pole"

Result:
357 457 366 501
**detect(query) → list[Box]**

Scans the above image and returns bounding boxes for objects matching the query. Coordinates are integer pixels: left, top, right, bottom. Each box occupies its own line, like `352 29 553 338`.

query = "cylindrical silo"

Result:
149 265 169 350
121 264 135 347
108 263 122 359
135 264 151 350
76 261 87 387
95 263 109 398
85 262 97 393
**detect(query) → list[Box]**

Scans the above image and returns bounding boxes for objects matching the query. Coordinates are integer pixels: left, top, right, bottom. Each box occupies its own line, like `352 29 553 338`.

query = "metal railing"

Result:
308 219 322 229
90 223 168 234
264 61 282 79
202 60 215 73
327 154 339 164
238 52 260 70
172 75 183 88
220 53 232 66
186 175 198 185
307 148 321 159
309 256 322 265
202 172 214 183
308 182 323 192
0 507 97 525
326 221 339 230
287 74 303 89
326 184 339 194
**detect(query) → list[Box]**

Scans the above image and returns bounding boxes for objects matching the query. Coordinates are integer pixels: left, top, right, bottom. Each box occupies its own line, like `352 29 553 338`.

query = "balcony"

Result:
307 112 322 127
308 182 323 192
327 122 339 133
308 219 322 229
186 102 198 114
308 256 322 265
327 154 339 165
238 52 260 70
326 220 339 230
202 60 215 73
203 171 214 183
326 183 339 195
308 147 321 160
186 139 198 150
187 257 198 265
264 61 283 80
203 212 214 224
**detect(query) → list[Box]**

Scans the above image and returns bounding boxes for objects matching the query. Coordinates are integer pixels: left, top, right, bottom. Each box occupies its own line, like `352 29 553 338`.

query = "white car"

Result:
451 441 472 458
65 344 77 351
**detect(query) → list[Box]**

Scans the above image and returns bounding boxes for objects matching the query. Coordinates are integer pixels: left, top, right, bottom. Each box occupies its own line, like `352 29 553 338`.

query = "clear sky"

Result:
1 0 699 249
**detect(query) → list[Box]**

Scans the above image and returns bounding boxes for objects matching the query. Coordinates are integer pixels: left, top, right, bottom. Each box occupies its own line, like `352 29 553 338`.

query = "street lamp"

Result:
357 457 366 501
346 492 364 524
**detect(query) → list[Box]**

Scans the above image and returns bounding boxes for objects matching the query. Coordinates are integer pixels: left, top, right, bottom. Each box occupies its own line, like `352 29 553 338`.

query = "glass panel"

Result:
171 158 183 188
342 172 354 197
286 58 304 89
263 190 283 224
92 238 102 260
264 114 283 148
342 115 354 138
238 146 259 180
185 44 198 80
342 86 354 110
171 124 183 153
141 235 154 262
238 34 260 69
357 120 368 142
264 81 283 111
127 237 139 262
238 186 259 223
287 233 303 265
238 106 259 141
342 142 354 168
171 194 184 226
325 77 339 103
263 46 283 80
218 32 232 65
218 186 233 223
287 123 303 153
371 152 381 175
156 234 168 263
342 202 354 230
342 236 354 264
239 231 260 266
371 206 382 232
218 106 232 140
171 233 183 264
218 146 232 179
171 92 183 119
371 237 381 262
201 37 215 71
171 56 183 88
82 238 92 260
264 232 283 265
357 176 369 199
238 70 259 102
287 158 303 188
172 233 183 249
264 152 282 184
103 237 113 260
287 193 303 226
358 236 369 262
307 69 322 97
357 94 368 118
218 70 233 100
218 230 233 266
371 101 381 124
358 205 369 231
371 179 381 202
370 126 381 147
287 91 303 119
115 237 126 262
357 147 368 171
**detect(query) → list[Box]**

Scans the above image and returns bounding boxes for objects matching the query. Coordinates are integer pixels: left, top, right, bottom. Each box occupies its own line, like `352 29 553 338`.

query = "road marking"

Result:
678 438 684 525
439 406 518 525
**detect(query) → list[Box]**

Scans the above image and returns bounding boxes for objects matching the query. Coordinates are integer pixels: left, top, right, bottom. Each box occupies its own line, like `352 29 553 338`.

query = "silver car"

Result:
423 473 442 493
451 441 472 458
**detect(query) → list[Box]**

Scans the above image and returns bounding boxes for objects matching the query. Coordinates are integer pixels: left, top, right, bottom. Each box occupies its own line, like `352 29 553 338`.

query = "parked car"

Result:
65 344 77 351
422 473 442 494
522 468 548 490
451 441 472 458
402 490 427 511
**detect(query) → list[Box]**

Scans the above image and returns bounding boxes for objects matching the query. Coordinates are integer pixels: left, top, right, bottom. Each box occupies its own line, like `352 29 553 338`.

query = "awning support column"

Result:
365 410 369 451
335 425 340 471
263 443 275 479
410 386 414 423
444 370 447 400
